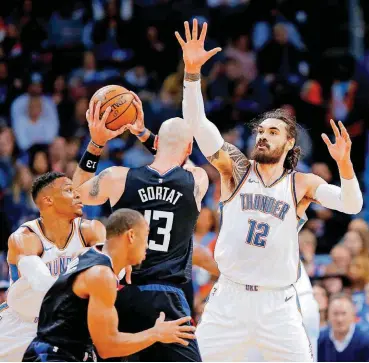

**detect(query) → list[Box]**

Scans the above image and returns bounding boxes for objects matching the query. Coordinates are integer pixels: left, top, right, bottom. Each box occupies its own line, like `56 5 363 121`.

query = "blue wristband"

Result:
137 129 146 138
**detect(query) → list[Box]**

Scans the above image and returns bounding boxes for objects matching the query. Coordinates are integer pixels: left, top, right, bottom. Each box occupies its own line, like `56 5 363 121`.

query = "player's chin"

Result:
74 207 84 217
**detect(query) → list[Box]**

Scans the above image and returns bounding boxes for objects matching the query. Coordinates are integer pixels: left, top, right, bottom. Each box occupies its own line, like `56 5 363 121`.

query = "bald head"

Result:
156 118 193 155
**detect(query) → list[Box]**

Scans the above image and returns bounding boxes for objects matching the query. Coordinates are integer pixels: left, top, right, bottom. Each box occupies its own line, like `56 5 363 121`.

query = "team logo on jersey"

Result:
248 179 259 184
240 193 290 221
46 256 73 276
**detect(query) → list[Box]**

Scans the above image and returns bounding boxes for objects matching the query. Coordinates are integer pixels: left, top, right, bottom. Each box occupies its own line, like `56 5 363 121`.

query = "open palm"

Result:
322 120 352 164
175 19 221 73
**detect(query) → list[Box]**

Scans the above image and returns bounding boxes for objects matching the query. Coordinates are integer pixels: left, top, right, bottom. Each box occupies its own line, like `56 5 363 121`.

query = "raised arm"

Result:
84 266 195 359
73 99 126 191
297 120 362 215
176 20 250 200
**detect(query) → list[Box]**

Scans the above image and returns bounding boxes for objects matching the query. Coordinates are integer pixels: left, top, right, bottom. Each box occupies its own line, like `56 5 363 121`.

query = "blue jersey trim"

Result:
10 264 19 282
138 284 191 316
146 165 179 177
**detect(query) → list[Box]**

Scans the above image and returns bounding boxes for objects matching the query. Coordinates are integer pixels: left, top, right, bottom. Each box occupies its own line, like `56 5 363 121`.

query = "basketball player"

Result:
0 171 106 362
23 209 196 362
72 100 209 361
175 19 363 361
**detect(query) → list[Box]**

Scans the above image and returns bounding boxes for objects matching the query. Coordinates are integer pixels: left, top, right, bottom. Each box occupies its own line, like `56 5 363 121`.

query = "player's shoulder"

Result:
84 264 116 291
80 219 106 246
183 165 208 182
8 224 43 259
294 171 325 187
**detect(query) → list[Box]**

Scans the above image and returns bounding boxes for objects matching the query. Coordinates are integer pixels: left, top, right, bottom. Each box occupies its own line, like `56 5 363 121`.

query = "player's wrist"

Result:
337 159 354 179
184 71 201 82
87 141 104 156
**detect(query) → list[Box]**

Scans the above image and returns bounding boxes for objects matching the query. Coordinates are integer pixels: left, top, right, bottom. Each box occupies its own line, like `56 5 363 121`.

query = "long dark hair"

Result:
252 108 302 170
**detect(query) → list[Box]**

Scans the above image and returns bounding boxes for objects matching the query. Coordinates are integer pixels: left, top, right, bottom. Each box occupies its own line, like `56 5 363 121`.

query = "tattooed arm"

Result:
75 167 129 206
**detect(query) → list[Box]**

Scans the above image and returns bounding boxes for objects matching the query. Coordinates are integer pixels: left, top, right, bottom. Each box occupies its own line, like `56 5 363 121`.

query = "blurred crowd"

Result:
1 0 369 361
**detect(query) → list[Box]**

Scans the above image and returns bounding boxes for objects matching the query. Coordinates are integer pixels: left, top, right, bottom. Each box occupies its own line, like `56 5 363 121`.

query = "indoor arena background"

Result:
1 0 369 361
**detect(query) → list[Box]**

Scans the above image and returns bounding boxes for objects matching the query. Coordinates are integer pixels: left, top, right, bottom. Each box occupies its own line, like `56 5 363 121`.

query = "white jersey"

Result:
214 161 300 287
6 217 86 319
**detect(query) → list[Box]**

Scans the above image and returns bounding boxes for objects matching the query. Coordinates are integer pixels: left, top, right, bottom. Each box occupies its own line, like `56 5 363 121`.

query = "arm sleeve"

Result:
18 255 56 292
314 177 363 215
182 80 224 157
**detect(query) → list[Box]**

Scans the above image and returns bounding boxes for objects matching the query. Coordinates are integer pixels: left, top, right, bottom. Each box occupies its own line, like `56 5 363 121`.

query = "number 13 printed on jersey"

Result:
144 210 174 252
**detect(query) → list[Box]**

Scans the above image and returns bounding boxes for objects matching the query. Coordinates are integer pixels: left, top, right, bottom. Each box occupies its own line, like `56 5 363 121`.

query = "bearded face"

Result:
251 119 293 165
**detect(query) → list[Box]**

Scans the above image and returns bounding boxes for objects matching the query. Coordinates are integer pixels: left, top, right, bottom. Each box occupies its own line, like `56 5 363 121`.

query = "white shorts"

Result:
196 276 314 362
244 292 320 362
0 303 38 362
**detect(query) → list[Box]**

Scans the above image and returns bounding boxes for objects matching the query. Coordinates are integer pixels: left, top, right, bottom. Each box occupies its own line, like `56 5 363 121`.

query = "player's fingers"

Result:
178 325 196 332
321 133 332 147
175 31 185 47
89 98 94 122
184 21 191 41
192 18 198 40
130 91 141 105
338 121 350 142
174 316 192 325
112 125 128 137
206 47 222 61
330 119 340 139
132 100 143 116
101 106 111 124
94 101 101 123
175 338 189 346
177 332 196 340
199 22 208 42
158 312 165 322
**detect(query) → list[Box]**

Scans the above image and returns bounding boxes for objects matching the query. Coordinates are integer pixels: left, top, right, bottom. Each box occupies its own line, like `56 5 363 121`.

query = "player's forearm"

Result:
73 141 104 189
182 73 224 157
99 328 158 358
193 244 220 277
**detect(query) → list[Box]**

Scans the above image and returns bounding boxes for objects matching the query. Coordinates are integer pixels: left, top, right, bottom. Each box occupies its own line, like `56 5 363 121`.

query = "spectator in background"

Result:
0 126 16 190
323 245 352 276
348 256 369 314
3 164 37 231
313 284 329 328
257 23 306 85
348 218 369 234
48 137 66 172
11 73 59 151
342 229 369 259
28 144 51 177
225 34 257 82
318 294 369 362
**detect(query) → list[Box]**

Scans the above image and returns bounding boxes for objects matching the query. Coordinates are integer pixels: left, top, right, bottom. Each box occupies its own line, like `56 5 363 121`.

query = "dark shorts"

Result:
115 284 201 362
23 339 95 362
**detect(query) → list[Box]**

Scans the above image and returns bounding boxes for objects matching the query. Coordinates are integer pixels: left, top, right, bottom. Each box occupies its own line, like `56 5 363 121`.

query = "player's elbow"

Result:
344 200 363 215
94 342 114 359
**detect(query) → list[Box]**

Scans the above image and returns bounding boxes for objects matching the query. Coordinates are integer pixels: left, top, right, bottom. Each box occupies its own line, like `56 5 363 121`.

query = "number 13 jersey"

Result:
215 160 300 288
112 165 199 285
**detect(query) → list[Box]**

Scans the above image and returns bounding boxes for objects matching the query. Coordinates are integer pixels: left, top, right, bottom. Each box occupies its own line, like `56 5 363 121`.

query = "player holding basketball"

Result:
72 99 211 361
23 209 196 362
0 172 106 361
176 19 363 361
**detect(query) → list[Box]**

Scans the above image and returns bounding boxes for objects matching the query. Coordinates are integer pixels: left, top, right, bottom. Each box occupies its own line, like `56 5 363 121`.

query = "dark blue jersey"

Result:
112 165 199 285
36 247 113 356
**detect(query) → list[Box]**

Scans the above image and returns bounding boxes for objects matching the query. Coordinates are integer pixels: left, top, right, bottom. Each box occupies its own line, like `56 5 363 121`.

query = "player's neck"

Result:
256 160 285 186
38 214 74 249
102 242 129 276
150 154 181 174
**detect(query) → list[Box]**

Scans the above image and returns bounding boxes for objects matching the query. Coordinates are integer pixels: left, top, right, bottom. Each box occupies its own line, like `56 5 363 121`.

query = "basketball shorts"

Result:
196 275 314 362
0 302 38 362
114 283 201 362
23 339 96 362
244 292 320 362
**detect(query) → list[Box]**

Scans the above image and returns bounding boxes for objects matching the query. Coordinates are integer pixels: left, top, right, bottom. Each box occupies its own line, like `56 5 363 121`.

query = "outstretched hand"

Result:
175 19 222 73
321 119 352 164
86 100 127 146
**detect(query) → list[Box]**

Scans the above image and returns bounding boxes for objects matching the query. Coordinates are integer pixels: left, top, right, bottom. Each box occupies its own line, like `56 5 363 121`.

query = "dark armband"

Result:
142 132 156 155
79 151 100 172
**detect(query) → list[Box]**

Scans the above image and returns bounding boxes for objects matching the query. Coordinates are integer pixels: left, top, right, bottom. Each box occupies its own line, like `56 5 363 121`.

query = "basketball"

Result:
91 85 137 131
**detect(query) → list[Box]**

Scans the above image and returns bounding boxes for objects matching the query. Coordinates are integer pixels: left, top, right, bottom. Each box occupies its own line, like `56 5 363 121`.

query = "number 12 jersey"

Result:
215 160 300 288
112 165 199 285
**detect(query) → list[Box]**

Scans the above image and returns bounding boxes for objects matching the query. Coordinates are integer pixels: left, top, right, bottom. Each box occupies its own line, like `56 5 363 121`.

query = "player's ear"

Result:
187 141 193 155
154 135 159 150
42 195 53 207
127 229 135 244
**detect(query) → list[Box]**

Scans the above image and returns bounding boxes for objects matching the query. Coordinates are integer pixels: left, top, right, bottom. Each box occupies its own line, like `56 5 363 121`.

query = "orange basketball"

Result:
91 85 137 131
